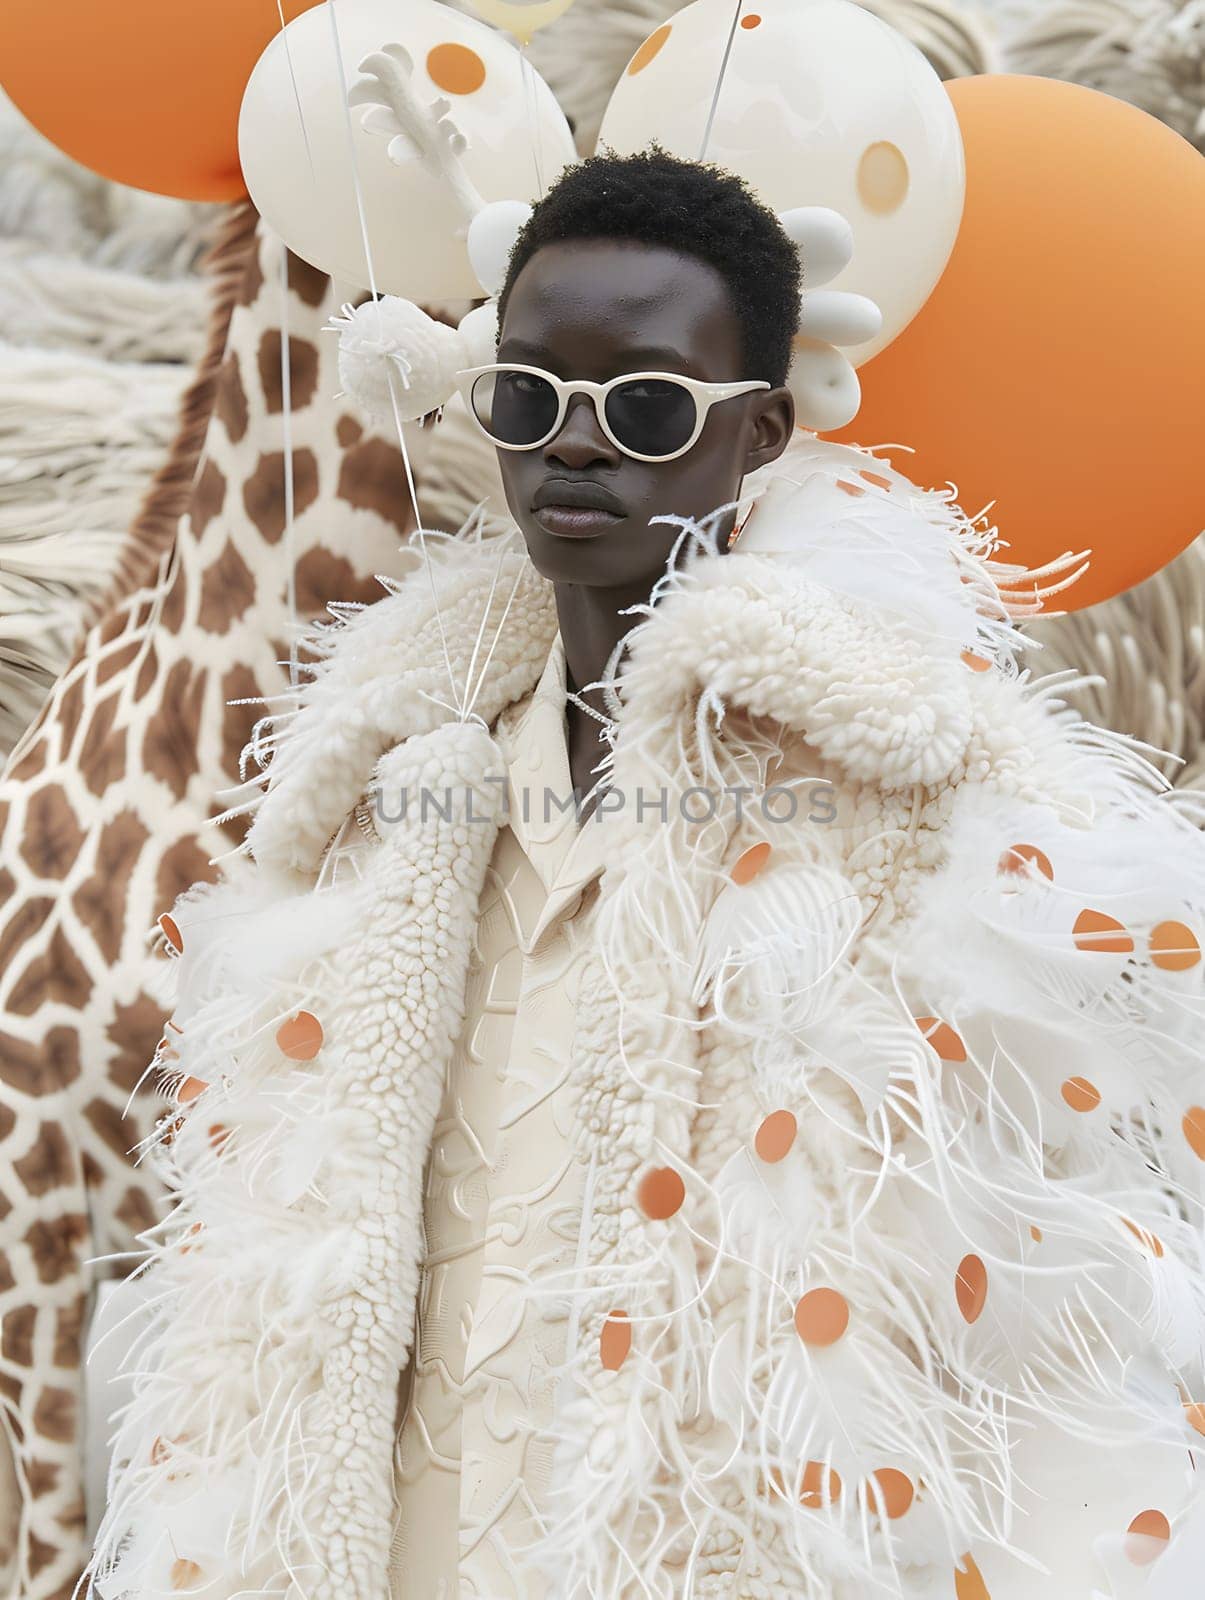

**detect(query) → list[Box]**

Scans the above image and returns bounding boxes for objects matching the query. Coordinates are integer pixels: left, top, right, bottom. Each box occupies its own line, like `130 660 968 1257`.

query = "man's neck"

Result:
554 578 650 807
553 508 737 808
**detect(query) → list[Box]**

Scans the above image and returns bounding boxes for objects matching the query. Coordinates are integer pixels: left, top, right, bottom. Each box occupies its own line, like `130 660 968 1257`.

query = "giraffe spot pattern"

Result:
78 695 127 799
8 929 95 1016
13 1123 75 1198
141 661 208 800
83 1097 137 1162
32 1387 76 1444
214 351 249 444
105 993 169 1097
157 837 218 923
95 640 141 688
188 458 228 542
133 642 160 701
23 1214 87 1285
243 448 320 544
0 896 55 977
51 1302 85 1371
336 437 412 533
198 538 257 634
293 545 385 617
336 414 364 448
286 249 329 307
20 785 86 879
258 330 320 415
0 1027 81 1095
72 812 150 966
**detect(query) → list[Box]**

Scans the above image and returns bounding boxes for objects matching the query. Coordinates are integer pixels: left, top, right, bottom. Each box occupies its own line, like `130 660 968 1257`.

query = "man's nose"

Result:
544 392 620 471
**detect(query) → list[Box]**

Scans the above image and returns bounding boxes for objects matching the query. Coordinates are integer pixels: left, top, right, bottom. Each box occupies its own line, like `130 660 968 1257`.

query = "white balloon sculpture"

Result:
238 0 573 300
241 0 964 435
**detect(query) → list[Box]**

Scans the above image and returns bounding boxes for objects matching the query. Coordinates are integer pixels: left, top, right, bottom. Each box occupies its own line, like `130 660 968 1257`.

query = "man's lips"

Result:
531 477 627 539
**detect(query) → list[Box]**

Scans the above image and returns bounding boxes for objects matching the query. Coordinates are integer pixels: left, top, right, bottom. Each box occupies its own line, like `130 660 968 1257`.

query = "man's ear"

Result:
744 385 795 475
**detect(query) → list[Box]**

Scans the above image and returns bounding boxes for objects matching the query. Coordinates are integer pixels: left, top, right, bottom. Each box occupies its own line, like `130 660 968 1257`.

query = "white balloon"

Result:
456 300 500 366
239 0 576 301
467 199 533 295
598 0 964 364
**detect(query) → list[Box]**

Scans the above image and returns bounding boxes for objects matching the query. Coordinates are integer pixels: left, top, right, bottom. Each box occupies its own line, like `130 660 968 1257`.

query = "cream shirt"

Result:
387 635 608 1599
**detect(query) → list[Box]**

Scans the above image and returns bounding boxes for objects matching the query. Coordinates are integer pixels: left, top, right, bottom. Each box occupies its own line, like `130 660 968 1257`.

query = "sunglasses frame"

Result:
455 363 772 464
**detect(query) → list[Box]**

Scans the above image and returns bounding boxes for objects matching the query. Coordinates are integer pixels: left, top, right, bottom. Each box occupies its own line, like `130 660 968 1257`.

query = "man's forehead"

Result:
501 238 743 373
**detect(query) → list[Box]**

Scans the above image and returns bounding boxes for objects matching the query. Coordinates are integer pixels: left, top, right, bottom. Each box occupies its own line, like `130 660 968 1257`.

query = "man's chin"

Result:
518 522 675 591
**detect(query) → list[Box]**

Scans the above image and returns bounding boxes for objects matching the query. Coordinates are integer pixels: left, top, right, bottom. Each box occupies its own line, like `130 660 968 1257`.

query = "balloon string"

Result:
276 0 316 184
698 0 743 162
324 0 425 541
520 42 546 198
326 0 462 718
279 244 298 687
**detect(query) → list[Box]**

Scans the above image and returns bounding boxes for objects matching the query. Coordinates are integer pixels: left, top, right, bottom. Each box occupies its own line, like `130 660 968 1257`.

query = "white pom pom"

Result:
333 296 467 423
787 339 861 432
457 300 499 367
467 199 532 295
777 207 854 288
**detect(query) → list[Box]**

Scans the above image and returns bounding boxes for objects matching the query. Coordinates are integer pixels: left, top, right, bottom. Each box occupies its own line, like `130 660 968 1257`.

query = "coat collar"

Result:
243 436 1024 886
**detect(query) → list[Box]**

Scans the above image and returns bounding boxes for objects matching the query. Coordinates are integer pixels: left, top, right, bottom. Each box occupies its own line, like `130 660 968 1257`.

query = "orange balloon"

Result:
833 76 1205 612
0 0 321 202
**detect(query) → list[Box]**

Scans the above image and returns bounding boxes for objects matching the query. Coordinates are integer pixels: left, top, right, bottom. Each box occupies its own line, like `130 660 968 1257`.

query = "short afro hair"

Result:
496 148 800 388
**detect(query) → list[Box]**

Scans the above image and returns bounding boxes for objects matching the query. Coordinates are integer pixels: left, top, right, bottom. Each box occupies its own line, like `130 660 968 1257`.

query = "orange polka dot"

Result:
208 1124 231 1154
177 1076 208 1105
600 1310 631 1371
955 1552 992 1600
794 1287 849 1347
915 1016 967 1063
732 841 772 884
1125 1509 1170 1565
858 142 910 215
1150 920 1201 971
800 1459 841 1507
740 12 762 26
1073 908 1133 954
277 1011 324 1061
1122 1217 1164 1257
860 470 893 490
180 1221 203 1254
425 42 485 95
755 1109 797 1163
1182 1106 1205 1160
961 650 992 672
637 1166 685 1220
998 843 1054 882
171 1560 203 1591
1061 1076 1101 1112
150 1436 171 1465
955 1254 988 1324
1184 1401 1205 1437
628 23 671 74
1030 1224 1043 1243
867 1467 914 1518
159 913 183 953
836 479 866 497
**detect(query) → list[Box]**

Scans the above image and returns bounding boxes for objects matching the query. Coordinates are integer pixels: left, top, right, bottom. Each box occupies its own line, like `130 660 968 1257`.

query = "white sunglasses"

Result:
456 363 771 464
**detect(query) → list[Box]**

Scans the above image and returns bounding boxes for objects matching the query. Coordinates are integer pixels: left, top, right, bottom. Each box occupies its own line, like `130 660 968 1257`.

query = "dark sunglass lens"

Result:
472 369 559 446
605 378 697 458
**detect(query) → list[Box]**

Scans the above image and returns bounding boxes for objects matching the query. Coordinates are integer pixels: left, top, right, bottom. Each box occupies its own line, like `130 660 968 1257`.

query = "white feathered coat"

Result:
91 438 1205 1600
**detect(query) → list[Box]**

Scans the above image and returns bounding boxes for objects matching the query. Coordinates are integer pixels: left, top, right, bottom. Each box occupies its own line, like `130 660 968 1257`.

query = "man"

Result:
92 152 1205 1599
